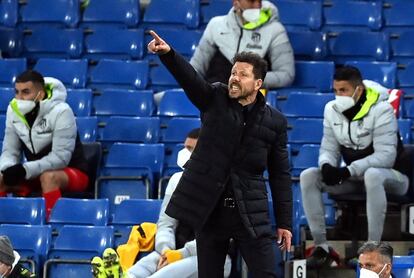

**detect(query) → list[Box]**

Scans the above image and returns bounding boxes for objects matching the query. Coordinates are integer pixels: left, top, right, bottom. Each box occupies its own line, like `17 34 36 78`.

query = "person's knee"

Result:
300 167 321 191
39 170 68 191
364 168 384 192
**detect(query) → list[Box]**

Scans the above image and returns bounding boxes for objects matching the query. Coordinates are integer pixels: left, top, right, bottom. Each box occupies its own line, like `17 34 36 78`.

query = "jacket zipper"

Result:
347 121 356 146
236 27 243 53
29 127 36 154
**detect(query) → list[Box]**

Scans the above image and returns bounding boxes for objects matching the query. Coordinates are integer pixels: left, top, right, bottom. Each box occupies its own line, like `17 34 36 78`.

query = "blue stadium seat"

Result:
0 115 5 141
66 88 93 117
48 198 109 232
0 27 22 57
323 1 382 31
161 117 201 142
292 144 320 177
81 0 140 29
22 27 83 59
146 55 178 91
85 28 144 60
200 0 232 26
275 0 322 31
287 61 334 92
0 197 46 225
345 61 397 88
288 118 324 152
0 87 14 114
143 0 200 29
157 89 199 117
328 31 390 62
97 143 165 211
162 143 184 180
34 58 87 89
384 1 414 29
280 92 333 118
144 28 202 58
93 89 154 117
390 31 414 62
398 62 414 90
392 256 414 278
44 225 113 277
403 98 414 119
398 119 412 144
288 30 327 60
0 224 51 273
266 91 278 109
19 0 80 28
0 58 26 87
99 116 160 144
111 199 162 246
89 59 149 90
0 0 18 27
76 116 98 142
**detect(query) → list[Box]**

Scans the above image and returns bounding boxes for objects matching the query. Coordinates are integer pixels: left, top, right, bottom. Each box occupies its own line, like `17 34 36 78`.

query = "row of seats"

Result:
1 0 414 31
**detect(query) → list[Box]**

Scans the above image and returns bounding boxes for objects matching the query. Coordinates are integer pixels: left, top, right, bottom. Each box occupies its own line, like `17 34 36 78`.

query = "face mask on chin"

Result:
334 86 359 112
359 264 387 278
242 8 261 23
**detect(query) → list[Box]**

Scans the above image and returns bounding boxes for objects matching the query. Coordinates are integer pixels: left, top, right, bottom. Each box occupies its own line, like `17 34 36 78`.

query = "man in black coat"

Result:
148 30 292 278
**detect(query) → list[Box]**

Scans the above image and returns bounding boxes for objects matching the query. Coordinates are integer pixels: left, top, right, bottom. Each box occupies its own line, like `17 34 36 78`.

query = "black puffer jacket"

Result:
161 49 292 239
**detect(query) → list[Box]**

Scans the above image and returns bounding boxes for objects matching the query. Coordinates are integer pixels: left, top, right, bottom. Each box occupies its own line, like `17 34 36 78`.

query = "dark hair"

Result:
358 241 393 264
16 70 45 88
187 128 200 139
334 65 363 87
232 51 268 80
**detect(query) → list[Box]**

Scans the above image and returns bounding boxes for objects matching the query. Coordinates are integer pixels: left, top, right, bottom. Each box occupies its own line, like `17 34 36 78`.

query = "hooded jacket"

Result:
190 0 294 89
319 80 399 177
161 49 292 239
0 77 87 179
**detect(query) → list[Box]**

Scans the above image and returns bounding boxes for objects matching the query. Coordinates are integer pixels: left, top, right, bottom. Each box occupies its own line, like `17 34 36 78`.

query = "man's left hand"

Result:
277 228 292 252
1 164 26 186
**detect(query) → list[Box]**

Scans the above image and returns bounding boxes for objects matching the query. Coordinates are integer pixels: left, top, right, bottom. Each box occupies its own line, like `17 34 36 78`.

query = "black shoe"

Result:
306 246 335 269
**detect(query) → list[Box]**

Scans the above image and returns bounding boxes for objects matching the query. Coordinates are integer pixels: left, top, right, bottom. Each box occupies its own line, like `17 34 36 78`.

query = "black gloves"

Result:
321 164 350 186
1 164 26 186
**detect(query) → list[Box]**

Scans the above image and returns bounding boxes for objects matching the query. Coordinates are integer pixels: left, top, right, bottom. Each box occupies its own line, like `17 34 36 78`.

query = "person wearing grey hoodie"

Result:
190 0 295 89
0 70 88 218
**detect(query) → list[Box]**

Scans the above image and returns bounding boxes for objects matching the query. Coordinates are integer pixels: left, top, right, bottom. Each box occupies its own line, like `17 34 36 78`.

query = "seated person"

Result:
0 70 88 217
0 235 35 277
300 66 410 268
190 0 294 89
358 241 394 278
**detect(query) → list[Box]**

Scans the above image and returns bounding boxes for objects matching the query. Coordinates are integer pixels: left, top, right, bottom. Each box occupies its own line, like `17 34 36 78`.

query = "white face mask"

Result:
359 264 387 278
14 91 41 115
177 148 192 169
334 86 359 112
242 8 261 22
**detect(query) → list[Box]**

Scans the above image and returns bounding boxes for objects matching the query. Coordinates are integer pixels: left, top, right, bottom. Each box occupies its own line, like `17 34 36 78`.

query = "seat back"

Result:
66 89 93 117
345 61 397 88
0 115 5 141
200 1 231 26
288 118 324 152
0 58 26 87
0 27 22 57
0 197 46 225
391 31 414 62
0 0 18 27
276 0 322 30
81 141 102 191
292 144 320 177
161 117 201 142
0 87 14 114
157 89 199 117
281 92 333 118
384 2 414 29
76 116 98 142
34 58 87 89
289 61 334 92
288 31 327 60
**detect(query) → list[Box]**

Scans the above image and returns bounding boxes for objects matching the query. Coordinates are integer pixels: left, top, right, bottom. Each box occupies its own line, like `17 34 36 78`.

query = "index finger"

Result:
149 30 162 43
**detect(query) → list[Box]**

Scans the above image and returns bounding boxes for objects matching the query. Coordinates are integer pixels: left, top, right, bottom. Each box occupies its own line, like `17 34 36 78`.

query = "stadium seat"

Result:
144 28 202 58
398 62 414 90
280 92 333 118
81 142 102 195
0 58 26 87
161 117 201 142
345 61 397 88
0 197 46 225
0 0 18 27
0 87 14 114
88 59 149 90
275 0 322 31
0 27 22 57
99 116 160 144
390 31 414 62
19 0 80 28
287 61 334 92
288 30 327 60
81 0 140 29
403 98 414 119
48 198 109 231
84 28 144 60
0 115 5 140
143 0 200 29
22 27 83 59
398 119 412 144
392 256 414 278
157 89 199 117
323 1 382 31
111 199 162 246
291 144 320 177
93 89 154 117
288 118 324 152
76 116 98 142
66 89 93 117
328 31 390 62
200 0 232 26
384 1 414 29
34 58 87 89
266 91 278 109
0 224 51 273
44 225 113 277
147 55 178 91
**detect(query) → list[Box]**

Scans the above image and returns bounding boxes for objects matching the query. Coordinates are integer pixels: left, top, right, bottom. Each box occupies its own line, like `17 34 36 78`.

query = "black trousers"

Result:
195 198 278 278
